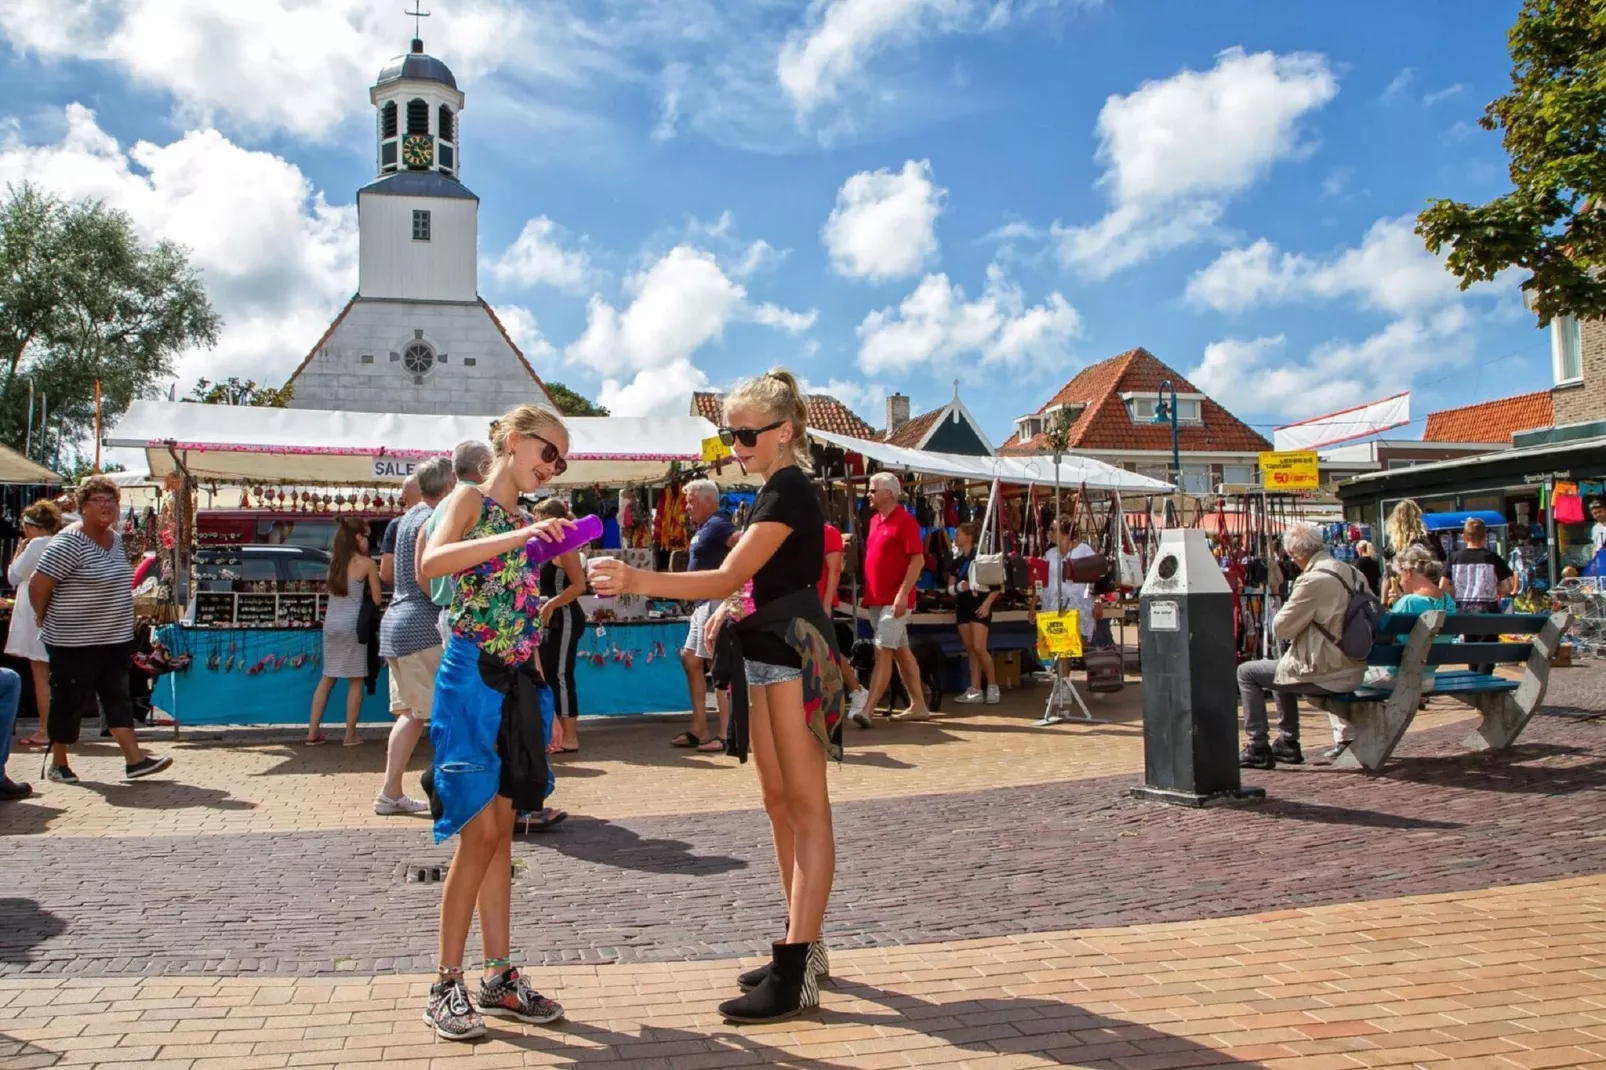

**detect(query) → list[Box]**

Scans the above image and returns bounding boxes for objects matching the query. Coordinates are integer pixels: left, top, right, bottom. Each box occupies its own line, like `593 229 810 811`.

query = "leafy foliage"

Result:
544 380 609 417
1417 0 1606 325
0 182 220 458
186 377 293 407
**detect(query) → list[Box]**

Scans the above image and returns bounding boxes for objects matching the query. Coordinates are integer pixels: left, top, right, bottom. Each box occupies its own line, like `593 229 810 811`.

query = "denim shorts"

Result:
745 660 803 687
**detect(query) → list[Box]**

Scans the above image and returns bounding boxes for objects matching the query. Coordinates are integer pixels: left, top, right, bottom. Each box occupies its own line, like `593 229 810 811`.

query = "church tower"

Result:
286 34 553 417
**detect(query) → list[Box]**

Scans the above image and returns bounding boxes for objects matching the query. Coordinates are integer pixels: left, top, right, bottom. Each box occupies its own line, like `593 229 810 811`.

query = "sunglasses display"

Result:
718 421 785 448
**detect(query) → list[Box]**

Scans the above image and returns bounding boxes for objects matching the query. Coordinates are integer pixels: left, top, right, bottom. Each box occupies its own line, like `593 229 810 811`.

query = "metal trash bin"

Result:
1131 529 1264 806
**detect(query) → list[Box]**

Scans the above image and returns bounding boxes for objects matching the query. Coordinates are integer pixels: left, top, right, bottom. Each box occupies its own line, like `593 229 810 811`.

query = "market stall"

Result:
805 429 1174 690
0 443 65 727
105 401 725 725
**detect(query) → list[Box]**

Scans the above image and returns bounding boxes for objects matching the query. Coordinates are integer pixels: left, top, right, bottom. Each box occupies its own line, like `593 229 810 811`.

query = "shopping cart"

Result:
1553 579 1606 658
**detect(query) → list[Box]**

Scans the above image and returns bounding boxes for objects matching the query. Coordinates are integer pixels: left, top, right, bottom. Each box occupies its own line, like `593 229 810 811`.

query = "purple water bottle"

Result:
525 513 604 565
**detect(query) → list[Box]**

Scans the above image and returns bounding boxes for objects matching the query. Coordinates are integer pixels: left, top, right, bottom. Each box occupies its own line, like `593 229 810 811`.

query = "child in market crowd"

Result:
415 403 573 1042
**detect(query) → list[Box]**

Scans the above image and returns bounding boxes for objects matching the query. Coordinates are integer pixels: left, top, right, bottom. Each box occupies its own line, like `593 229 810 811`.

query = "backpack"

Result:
1308 562 1381 662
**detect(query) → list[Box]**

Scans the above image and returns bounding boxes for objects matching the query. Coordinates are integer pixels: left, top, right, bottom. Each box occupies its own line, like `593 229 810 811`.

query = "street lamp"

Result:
1151 379 1180 489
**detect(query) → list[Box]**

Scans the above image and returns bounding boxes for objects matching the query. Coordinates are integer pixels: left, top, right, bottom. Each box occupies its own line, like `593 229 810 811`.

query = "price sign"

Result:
1258 450 1320 491
1035 609 1083 659
701 435 733 463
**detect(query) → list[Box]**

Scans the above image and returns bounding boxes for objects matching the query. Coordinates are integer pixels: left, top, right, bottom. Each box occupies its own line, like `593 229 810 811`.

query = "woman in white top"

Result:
7 499 65 747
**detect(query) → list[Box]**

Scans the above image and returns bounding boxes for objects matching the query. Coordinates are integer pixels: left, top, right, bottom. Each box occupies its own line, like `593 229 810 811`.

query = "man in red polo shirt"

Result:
860 472 932 721
820 523 870 727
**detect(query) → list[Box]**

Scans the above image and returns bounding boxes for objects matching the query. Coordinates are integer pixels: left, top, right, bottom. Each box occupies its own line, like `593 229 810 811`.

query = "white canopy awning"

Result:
105 401 724 488
808 429 1174 493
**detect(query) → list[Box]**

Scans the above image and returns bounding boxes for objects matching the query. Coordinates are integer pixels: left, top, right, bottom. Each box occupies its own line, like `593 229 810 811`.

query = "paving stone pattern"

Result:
4 696 1605 979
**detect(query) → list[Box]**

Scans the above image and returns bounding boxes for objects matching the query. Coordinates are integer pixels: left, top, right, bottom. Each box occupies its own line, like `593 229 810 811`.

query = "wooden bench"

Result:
1306 610 1571 772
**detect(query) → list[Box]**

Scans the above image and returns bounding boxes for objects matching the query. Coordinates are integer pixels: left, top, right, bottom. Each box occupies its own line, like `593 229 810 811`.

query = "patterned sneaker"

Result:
476 967 564 1025
373 792 428 816
423 977 486 1041
47 766 80 785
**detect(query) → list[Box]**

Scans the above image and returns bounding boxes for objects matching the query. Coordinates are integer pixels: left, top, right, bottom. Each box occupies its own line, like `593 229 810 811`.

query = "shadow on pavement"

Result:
0 898 67 966
0 800 65 836
80 782 257 812
1244 798 1464 830
522 815 747 877
0 1034 61 1069
1383 742 1606 795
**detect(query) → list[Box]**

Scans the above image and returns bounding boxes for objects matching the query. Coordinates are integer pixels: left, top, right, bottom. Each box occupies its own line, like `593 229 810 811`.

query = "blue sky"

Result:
0 0 1541 444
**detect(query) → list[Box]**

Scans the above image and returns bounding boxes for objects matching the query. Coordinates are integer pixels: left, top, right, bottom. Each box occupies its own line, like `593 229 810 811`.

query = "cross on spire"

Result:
405 3 430 42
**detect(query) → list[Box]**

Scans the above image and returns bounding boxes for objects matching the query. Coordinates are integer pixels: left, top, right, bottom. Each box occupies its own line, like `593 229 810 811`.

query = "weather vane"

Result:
405 3 430 40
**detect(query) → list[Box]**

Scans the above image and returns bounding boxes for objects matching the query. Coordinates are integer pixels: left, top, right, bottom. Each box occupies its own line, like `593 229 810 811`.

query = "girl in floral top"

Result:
416 403 573 1042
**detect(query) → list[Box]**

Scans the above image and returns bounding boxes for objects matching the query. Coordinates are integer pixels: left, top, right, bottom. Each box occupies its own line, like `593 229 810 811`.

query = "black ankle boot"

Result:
737 938 828 991
719 942 817 1024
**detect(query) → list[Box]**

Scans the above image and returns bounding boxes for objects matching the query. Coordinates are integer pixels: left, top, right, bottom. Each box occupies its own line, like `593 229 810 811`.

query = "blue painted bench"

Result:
1305 610 1571 772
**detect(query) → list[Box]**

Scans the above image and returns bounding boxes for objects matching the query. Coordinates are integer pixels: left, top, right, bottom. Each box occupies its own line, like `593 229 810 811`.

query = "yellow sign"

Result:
1035 609 1084 659
701 435 733 463
1258 450 1320 491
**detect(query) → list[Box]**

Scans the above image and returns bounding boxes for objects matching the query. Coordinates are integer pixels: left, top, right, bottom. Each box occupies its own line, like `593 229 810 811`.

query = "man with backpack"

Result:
1237 522 1373 769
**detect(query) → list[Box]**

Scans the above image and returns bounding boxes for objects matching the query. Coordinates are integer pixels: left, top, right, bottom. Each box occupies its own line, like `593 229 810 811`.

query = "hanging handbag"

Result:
1108 491 1144 589
969 479 1008 589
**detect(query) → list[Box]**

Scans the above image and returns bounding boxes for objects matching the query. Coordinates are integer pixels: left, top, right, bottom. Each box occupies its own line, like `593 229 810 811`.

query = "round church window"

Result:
402 341 435 376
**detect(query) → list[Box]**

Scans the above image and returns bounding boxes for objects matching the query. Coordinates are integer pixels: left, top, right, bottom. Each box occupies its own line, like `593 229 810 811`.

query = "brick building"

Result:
1549 314 1606 428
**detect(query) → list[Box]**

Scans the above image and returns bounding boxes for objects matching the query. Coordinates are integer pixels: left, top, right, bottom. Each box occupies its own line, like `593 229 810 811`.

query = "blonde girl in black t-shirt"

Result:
589 369 836 1025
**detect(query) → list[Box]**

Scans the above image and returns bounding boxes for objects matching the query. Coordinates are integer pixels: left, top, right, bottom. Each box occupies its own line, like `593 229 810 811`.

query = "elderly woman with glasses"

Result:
28 476 173 785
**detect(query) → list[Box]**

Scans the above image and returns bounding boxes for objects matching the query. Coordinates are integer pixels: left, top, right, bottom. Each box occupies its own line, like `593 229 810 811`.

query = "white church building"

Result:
287 37 554 416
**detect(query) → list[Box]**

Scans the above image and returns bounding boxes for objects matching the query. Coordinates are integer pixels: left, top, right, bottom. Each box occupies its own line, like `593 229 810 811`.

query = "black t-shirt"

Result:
1355 556 1382 596
743 465 824 666
1446 546 1512 606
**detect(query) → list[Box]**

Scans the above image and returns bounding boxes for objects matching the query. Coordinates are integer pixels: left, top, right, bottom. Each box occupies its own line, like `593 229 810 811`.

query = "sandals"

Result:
671 732 701 748
518 808 568 833
304 735 328 747
696 737 726 754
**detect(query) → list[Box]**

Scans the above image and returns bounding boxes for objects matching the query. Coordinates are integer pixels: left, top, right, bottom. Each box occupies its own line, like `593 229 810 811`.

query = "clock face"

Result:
402 134 434 169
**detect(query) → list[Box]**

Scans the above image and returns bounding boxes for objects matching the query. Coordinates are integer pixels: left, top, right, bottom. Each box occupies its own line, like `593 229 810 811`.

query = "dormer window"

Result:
1126 394 1202 424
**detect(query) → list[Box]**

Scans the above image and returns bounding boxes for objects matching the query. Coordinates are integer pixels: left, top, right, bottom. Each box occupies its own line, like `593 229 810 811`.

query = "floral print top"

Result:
447 494 544 666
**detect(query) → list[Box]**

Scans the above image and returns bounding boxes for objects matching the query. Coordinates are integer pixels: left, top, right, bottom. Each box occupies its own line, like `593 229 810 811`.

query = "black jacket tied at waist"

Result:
711 587 845 764
476 651 550 812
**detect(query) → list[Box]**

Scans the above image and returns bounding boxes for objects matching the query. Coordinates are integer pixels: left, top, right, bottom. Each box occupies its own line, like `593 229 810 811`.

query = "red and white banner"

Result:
1273 392 1411 452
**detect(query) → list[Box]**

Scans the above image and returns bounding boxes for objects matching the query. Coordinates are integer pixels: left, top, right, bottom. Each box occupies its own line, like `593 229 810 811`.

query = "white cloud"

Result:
685 211 787 278
1054 47 1338 278
0 0 547 141
566 244 815 416
1422 83 1465 107
1382 67 1416 102
777 0 1076 115
805 377 892 421
1185 215 1463 317
856 264 1080 375
822 159 945 281
1192 310 1474 422
491 304 556 361
0 103 356 387
597 359 710 417
489 216 593 291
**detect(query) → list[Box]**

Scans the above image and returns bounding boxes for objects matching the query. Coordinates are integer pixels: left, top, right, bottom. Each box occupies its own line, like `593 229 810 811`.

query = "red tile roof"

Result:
884 408 943 448
691 391 878 439
998 347 1271 455
1422 390 1553 444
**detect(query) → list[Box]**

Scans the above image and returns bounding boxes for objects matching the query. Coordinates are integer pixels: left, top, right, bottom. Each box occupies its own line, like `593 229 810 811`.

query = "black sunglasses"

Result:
718 421 785 449
530 433 568 476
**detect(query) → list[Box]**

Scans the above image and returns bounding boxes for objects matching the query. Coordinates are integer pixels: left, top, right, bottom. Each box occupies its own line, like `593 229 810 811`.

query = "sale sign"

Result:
1257 450 1320 490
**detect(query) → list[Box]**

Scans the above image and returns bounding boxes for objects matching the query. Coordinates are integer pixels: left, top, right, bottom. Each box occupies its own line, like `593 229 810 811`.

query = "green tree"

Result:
0 182 221 456
185 377 293 407
1417 0 1606 325
544 380 609 417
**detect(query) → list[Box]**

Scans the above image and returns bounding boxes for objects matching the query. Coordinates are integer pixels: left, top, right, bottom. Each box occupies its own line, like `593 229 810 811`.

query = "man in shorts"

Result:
423 441 493 643
677 480 738 752
859 473 932 721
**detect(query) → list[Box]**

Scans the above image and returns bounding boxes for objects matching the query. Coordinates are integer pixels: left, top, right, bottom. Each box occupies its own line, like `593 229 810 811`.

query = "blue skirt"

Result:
429 634 555 844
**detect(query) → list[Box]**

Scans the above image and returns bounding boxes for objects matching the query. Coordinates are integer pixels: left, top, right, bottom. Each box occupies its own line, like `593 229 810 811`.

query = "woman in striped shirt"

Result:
28 477 172 785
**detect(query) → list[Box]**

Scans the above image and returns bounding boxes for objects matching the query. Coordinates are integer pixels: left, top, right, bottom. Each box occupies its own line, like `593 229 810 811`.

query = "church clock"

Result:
402 133 434 169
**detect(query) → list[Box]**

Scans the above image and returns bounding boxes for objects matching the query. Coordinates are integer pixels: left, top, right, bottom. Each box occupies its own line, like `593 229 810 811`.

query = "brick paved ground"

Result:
1 662 1602 1066
3 877 1604 1069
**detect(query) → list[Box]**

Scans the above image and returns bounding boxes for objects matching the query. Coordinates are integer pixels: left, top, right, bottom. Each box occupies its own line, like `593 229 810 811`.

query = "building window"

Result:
402 341 435 377
380 101 398 138
1222 463 1254 486
412 210 431 241
1180 466 1212 494
407 98 430 135
1127 396 1202 424
380 141 397 168
1554 315 1583 383
439 105 454 142
439 144 454 171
